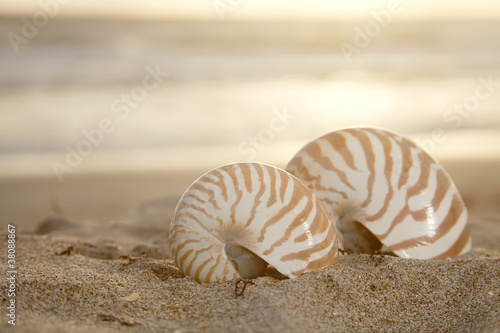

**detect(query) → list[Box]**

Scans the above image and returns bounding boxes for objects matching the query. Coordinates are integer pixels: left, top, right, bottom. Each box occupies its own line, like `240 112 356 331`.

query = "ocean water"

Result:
1 19 499 175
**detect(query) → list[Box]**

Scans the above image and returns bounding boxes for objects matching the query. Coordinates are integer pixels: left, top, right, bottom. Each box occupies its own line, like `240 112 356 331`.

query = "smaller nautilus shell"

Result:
169 162 339 283
286 127 471 259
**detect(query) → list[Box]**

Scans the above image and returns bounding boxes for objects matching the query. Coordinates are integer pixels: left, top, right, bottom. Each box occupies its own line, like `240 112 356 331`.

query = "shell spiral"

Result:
286 127 471 259
169 162 339 283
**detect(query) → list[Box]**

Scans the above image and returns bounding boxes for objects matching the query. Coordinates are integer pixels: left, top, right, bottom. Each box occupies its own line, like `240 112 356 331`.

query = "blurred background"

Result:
1 0 499 231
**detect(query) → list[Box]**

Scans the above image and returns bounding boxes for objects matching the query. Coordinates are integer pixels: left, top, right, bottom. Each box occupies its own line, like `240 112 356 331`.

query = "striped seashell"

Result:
169 162 339 283
286 127 471 259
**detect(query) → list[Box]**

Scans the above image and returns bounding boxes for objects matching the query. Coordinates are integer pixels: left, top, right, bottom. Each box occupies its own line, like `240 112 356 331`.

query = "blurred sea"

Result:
1 18 499 176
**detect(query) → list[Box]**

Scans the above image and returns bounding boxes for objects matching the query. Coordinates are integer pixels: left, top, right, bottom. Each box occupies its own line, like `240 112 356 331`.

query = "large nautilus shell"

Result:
169 162 339 282
286 127 471 259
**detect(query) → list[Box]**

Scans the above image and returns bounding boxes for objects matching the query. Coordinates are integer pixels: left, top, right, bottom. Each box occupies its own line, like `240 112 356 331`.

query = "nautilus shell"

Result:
169 162 339 283
286 127 471 259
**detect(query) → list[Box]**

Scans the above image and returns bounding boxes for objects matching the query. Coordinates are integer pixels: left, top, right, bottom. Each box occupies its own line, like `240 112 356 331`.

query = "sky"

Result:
1 0 500 21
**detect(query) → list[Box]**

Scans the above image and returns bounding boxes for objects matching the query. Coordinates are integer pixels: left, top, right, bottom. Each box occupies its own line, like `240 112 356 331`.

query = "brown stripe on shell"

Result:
375 169 450 240
384 130 415 190
227 163 241 194
178 248 194 270
288 156 349 199
376 164 450 240
201 169 228 202
257 192 306 243
279 166 290 203
387 194 466 252
245 164 267 226
172 238 198 264
431 223 470 259
319 196 346 208
262 197 314 255
294 201 331 242
365 130 395 222
185 244 214 277
406 151 434 198
188 181 221 211
376 205 427 240
267 167 278 207
240 164 253 193
431 168 452 210
220 259 231 281
327 132 358 171
351 129 376 208
185 204 219 225
182 194 205 207
179 211 215 239
175 194 200 213
194 256 214 282
305 141 356 191
205 243 231 282
431 193 466 239
230 190 244 226
280 227 336 263
291 239 339 276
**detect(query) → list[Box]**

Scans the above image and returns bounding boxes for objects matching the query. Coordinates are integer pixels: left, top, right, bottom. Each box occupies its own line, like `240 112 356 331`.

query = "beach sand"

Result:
1 160 499 333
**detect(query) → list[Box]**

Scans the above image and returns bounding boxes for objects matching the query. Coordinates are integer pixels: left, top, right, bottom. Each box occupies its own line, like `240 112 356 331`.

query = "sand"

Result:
1 190 500 333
